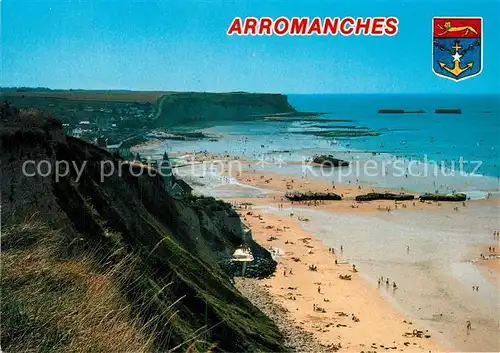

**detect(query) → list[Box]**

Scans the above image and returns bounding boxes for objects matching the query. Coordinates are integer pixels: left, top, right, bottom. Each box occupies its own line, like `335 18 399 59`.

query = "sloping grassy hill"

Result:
0 110 286 352
154 92 296 128
1 89 298 129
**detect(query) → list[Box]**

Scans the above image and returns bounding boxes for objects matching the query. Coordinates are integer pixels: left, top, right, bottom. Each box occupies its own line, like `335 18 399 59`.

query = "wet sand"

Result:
477 246 500 287
221 167 500 352
130 139 162 152
137 145 499 351
234 207 446 352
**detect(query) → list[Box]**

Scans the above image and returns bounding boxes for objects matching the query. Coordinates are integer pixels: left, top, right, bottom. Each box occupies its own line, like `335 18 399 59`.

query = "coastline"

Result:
225 167 499 351
232 205 447 352
134 140 499 352
222 169 499 352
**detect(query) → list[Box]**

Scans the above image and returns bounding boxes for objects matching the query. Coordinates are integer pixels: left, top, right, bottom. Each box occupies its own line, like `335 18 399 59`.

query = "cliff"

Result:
1 90 299 131
154 92 296 128
0 109 285 352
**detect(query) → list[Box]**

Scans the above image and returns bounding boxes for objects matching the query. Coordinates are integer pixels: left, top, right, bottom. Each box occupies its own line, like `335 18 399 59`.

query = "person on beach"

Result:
407 245 410 255
317 285 321 294
335 259 338 265
466 320 472 333
340 245 343 253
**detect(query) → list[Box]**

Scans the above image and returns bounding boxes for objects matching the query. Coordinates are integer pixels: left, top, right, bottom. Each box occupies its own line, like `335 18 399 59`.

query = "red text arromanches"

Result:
227 17 399 36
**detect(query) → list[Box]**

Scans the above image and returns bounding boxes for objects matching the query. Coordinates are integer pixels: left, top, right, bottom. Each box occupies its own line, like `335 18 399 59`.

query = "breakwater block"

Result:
419 193 467 201
355 193 415 201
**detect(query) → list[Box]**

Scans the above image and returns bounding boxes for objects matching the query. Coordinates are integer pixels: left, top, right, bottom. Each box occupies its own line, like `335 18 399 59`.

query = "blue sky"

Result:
1 0 499 94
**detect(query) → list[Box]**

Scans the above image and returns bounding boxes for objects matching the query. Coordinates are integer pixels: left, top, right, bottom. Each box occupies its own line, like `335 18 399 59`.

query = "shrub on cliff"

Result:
18 108 62 129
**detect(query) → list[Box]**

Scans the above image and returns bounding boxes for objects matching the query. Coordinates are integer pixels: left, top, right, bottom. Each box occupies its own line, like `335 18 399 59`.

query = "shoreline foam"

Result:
136 139 499 352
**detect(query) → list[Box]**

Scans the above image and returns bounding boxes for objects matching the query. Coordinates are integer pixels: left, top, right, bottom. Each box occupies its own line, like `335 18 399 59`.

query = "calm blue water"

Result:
152 94 499 194
288 94 500 177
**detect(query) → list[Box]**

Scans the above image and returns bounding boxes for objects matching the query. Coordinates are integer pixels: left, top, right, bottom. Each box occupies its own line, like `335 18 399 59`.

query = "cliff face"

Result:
155 92 296 128
0 117 283 352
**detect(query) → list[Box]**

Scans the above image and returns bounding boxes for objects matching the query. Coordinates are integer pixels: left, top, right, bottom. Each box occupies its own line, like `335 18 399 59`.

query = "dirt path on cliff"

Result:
153 95 168 121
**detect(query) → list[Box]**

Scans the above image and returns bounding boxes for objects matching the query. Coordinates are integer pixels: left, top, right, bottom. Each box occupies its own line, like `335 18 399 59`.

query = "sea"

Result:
154 94 500 199
141 94 500 351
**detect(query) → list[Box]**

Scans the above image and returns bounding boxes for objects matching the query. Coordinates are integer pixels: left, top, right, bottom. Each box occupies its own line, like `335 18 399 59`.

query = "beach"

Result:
133 138 499 351
131 93 499 351
221 167 499 352
233 206 446 352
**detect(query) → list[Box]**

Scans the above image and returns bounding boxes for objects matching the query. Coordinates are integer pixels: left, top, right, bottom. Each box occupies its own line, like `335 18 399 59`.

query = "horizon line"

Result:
1 87 499 96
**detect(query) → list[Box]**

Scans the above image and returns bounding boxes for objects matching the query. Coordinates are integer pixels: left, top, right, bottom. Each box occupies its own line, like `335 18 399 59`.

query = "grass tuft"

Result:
1 218 157 353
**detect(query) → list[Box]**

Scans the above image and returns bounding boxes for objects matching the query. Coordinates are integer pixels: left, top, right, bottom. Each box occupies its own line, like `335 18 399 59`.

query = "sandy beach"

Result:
233 207 446 352
130 139 163 152
133 145 500 352
477 246 500 287
223 163 500 350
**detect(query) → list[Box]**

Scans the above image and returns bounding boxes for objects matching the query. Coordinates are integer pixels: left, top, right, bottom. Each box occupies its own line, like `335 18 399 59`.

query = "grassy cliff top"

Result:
1 89 290 104
0 113 286 352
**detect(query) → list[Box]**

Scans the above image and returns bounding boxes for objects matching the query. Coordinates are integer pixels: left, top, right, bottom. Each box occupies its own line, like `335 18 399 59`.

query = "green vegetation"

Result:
154 92 296 128
1 219 157 353
2 88 169 103
1 118 286 352
1 89 301 138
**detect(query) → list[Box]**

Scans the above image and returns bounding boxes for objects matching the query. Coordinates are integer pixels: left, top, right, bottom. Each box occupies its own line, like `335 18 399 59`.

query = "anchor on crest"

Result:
438 41 473 77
